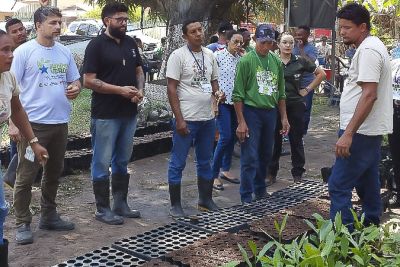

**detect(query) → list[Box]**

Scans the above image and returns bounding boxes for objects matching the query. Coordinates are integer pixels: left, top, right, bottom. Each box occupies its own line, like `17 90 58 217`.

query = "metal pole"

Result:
287 0 291 30
331 24 336 85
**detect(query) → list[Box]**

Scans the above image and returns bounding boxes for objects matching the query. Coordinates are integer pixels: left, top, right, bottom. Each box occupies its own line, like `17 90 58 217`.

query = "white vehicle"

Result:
65 20 102 36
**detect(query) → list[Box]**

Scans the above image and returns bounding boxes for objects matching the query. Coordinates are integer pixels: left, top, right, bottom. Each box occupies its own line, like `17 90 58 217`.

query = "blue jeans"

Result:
212 104 237 178
303 90 314 135
329 130 382 227
240 105 277 203
91 117 138 181
9 140 17 160
168 119 216 184
0 165 8 244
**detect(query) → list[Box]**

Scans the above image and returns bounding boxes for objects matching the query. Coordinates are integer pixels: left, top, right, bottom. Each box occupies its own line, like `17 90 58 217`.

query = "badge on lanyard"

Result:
200 77 212 93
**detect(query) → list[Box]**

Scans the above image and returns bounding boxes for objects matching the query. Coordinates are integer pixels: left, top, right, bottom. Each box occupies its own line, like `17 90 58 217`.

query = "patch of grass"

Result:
69 88 92 135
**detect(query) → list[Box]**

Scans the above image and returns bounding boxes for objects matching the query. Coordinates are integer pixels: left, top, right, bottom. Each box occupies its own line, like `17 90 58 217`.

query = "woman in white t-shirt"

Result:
388 58 400 207
0 30 48 264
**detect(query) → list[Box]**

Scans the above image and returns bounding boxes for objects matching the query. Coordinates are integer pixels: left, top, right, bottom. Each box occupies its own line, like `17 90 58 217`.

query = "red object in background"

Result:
323 68 332 81
314 28 332 39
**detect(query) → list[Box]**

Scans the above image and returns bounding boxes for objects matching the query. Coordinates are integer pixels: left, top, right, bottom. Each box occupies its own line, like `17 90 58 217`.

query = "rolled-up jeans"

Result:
90 116 137 181
1 163 8 244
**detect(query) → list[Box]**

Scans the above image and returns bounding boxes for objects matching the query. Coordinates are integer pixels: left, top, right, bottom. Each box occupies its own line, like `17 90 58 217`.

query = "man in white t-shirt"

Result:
10 6 81 245
328 3 393 228
166 19 224 218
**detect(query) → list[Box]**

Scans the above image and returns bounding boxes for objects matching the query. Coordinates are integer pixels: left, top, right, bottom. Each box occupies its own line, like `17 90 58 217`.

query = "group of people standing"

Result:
0 1 399 265
165 19 327 214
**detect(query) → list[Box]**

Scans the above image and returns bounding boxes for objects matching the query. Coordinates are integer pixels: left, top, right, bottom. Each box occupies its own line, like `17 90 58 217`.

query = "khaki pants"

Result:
13 123 68 226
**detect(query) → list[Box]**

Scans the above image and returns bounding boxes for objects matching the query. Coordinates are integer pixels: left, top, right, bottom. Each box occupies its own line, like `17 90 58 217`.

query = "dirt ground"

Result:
3 99 399 266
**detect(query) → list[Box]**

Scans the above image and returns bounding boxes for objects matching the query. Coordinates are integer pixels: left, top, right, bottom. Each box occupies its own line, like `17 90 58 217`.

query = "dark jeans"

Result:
269 102 306 178
303 90 314 135
212 104 237 178
388 103 400 193
328 130 382 227
240 105 277 203
9 140 17 160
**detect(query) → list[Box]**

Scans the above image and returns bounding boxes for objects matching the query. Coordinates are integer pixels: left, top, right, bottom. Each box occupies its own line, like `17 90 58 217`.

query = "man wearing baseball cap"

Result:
232 24 289 203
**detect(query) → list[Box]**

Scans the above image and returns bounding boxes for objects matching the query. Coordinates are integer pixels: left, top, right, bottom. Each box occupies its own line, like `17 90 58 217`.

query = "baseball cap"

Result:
218 21 233 34
255 24 276 42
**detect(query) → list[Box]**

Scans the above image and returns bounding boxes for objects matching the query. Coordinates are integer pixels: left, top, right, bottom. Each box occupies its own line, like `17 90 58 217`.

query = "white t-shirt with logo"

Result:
11 39 80 124
0 71 20 127
340 36 393 135
392 58 400 100
166 45 219 121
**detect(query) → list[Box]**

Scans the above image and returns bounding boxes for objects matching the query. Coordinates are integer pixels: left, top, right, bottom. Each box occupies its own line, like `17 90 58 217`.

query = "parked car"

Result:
65 20 102 36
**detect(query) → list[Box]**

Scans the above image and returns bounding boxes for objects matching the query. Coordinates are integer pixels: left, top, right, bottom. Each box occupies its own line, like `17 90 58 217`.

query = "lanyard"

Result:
253 50 270 71
188 45 205 76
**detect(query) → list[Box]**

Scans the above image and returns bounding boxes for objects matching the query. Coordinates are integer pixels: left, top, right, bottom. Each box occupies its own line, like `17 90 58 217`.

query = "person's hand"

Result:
31 143 49 165
280 117 290 135
120 86 138 99
131 90 144 103
215 91 226 103
176 119 189 136
9 123 21 142
335 132 352 158
236 121 249 143
66 84 80 100
299 89 308 97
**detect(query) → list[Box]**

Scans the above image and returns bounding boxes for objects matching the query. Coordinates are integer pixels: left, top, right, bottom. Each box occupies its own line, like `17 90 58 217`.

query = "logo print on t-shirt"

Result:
37 59 50 74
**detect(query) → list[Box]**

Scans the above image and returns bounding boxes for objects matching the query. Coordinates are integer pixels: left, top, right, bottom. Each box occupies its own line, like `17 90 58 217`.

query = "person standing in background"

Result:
206 21 233 52
293 25 318 135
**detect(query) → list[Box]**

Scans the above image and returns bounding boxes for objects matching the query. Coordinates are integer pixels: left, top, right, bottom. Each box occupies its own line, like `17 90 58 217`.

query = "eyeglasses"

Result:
231 40 244 45
109 17 129 24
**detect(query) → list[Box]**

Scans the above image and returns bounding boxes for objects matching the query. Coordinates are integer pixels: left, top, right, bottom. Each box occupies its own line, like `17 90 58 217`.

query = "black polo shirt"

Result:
82 33 143 119
283 54 316 103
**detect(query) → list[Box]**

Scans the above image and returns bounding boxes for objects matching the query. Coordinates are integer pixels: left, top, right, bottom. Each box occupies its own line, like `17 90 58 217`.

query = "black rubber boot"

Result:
168 183 185 218
0 239 8 267
93 180 124 225
111 174 140 218
197 178 219 212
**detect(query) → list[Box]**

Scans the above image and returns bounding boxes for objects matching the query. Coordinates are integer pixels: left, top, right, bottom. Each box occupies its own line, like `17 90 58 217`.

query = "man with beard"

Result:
4 18 28 188
82 2 144 225
11 6 81 245
328 3 392 229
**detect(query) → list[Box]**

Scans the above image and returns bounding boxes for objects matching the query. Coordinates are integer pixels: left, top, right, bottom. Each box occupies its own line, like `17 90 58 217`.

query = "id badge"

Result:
24 146 35 162
200 77 212 93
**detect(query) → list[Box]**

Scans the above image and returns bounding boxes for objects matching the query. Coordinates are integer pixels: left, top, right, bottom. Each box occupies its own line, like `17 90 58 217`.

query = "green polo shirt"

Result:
232 50 285 109
284 54 317 103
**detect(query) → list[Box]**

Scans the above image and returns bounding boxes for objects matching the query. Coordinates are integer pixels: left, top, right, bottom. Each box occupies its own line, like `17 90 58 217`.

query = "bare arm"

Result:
300 67 326 96
234 101 248 143
131 66 145 103
335 82 377 157
10 96 48 163
83 73 137 99
278 99 290 135
167 78 188 135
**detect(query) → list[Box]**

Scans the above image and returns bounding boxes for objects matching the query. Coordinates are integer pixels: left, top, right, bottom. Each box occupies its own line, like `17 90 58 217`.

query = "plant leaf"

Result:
238 243 252 267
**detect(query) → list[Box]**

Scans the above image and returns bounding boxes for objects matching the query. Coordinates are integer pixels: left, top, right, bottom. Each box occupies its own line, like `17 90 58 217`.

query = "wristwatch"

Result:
29 137 39 144
305 87 312 93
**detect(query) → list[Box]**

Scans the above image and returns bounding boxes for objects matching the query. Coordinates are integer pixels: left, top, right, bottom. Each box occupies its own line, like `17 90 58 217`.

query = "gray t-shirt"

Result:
340 36 393 135
166 45 218 121
0 71 19 127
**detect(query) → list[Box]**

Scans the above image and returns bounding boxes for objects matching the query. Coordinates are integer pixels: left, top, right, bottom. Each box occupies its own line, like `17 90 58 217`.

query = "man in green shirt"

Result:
233 24 289 204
